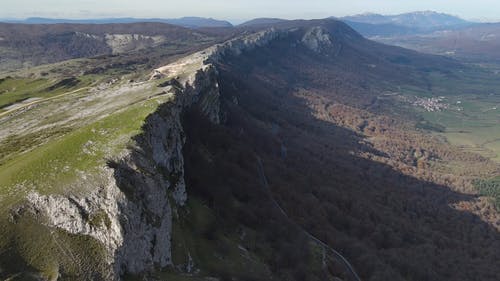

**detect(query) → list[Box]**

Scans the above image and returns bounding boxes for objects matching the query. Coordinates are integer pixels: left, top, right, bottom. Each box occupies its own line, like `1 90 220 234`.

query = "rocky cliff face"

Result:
104 33 167 54
301 26 335 53
20 63 221 279
13 25 341 280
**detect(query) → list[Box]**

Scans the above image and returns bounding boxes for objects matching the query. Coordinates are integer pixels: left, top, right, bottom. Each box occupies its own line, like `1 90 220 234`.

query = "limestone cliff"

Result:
3 24 351 280
13 27 292 280
19 66 219 280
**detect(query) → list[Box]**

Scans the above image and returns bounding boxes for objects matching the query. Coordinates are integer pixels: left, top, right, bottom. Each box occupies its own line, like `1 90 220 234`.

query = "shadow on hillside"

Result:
181 38 500 281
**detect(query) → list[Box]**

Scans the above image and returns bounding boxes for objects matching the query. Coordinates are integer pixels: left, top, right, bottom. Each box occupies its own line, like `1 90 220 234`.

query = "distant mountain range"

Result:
342 11 472 30
0 17 233 28
341 21 420 37
3 11 500 63
376 22 500 62
233 11 477 36
337 11 500 62
235 12 475 38
0 11 476 32
340 11 476 37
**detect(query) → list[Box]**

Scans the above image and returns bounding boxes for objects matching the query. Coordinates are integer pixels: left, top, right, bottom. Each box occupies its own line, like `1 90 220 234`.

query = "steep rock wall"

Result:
22 63 221 279
19 26 333 280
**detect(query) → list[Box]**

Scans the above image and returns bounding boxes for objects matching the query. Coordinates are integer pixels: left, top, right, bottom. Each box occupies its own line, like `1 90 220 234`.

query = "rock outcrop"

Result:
104 34 167 54
301 26 339 54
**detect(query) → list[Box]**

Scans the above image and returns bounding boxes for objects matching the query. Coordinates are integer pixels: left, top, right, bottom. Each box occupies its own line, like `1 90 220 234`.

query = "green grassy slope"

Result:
0 96 170 197
0 59 176 280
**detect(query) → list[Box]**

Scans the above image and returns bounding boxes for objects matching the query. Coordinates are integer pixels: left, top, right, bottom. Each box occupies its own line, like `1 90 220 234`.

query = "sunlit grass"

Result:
0 96 172 200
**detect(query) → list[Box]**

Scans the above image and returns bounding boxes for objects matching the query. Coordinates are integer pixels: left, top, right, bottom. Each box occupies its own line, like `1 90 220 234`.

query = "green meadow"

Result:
410 67 500 163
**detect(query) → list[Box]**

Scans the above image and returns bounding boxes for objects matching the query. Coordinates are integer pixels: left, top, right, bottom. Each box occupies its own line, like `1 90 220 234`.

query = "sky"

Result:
1 0 499 23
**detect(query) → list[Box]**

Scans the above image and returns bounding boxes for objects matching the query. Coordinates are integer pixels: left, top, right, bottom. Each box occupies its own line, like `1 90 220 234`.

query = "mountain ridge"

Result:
0 16 233 28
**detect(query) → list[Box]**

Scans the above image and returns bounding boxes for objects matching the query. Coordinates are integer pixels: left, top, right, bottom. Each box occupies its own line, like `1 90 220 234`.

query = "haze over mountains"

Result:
0 16 233 28
0 11 482 30
342 11 472 30
336 11 500 62
375 22 500 62
339 11 475 37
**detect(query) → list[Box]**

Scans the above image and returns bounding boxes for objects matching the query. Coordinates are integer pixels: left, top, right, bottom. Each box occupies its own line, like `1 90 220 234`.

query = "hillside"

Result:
0 18 499 281
193 19 500 281
0 22 221 72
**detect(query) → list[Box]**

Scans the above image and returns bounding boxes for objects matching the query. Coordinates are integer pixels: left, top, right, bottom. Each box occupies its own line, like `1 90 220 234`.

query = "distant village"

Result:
390 93 469 112
412 96 449 112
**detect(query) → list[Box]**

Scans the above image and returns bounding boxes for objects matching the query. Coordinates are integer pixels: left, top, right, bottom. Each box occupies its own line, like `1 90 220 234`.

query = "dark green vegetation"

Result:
415 119 445 132
0 76 86 110
168 199 274 280
475 177 500 210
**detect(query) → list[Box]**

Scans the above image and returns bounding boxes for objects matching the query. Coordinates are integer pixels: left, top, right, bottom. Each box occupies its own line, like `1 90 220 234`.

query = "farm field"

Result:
422 94 500 162
408 66 500 163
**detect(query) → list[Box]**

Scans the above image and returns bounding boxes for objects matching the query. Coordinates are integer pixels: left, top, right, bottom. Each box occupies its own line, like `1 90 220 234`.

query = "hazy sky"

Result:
2 0 499 22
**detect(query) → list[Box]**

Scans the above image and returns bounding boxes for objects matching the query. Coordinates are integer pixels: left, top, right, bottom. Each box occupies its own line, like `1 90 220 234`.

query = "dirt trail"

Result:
0 87 90 119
